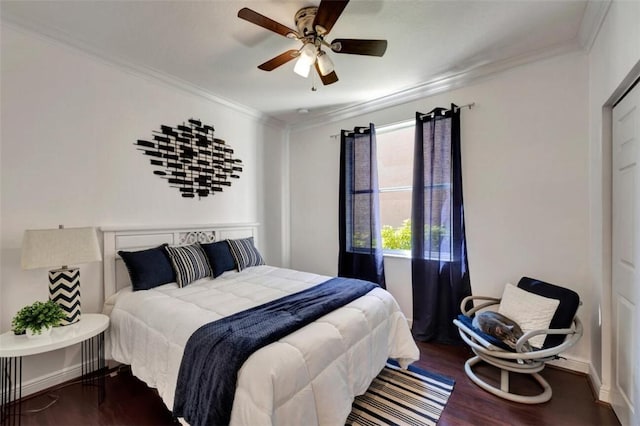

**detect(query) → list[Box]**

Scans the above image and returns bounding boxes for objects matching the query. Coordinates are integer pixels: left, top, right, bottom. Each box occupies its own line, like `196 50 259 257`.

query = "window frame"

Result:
376 119 453 261
376 120 414 258
344 129 381 255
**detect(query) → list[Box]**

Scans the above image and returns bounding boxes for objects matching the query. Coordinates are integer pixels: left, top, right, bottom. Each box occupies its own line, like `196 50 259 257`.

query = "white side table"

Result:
0 313 109 426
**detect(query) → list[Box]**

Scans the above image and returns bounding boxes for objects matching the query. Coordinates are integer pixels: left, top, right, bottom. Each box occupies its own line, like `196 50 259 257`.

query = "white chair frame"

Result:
453 295 583 404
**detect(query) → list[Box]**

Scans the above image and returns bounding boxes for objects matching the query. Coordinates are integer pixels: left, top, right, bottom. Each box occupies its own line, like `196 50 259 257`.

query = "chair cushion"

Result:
498 283 559 348
517 277 580 348
456 314 514 352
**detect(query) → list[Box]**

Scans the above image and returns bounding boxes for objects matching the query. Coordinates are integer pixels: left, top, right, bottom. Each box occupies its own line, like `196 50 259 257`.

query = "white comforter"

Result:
107 265 419 426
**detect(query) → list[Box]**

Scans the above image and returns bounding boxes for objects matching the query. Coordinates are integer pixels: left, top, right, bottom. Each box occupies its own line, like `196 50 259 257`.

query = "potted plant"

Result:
11 301 65 338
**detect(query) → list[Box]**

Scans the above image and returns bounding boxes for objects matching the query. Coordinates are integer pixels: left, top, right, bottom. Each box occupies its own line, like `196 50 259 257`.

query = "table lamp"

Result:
21 225 102 325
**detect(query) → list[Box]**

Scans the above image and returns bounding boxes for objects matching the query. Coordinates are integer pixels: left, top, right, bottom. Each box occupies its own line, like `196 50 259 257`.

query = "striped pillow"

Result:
164 244 212 287
227 237 265 271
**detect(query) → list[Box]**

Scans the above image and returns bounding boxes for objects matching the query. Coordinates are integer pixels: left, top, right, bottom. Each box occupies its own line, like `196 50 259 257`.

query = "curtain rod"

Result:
418 102 475 120
329 102 476 139
340 127 370 137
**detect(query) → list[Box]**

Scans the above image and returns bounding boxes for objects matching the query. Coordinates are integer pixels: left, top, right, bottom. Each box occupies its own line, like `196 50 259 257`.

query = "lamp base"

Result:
49 267 81 325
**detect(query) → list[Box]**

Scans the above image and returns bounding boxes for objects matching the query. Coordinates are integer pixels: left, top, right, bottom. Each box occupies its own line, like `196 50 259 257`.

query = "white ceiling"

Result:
1 0 592 127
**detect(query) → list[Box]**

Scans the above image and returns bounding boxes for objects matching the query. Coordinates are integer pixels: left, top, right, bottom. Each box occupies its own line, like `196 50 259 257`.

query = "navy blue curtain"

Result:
338 124 386 288
411 105 471 343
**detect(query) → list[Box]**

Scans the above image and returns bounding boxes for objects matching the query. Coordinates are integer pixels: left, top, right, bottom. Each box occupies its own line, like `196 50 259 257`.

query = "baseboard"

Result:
598 384 612 404
24 362 85 397
548 355 590 374
548 357 612 404
1 362 83 401
591 362 612 403
587 362 604 400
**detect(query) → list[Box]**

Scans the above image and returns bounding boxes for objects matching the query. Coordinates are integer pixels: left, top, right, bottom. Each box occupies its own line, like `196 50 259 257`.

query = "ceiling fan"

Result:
237 0 387 85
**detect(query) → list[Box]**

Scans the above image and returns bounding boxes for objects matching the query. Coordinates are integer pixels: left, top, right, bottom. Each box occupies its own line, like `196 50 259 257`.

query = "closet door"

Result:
612 81 640 426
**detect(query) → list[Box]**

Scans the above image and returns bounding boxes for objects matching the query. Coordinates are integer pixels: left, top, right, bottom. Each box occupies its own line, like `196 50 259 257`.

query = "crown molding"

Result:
288 40 584 133
1 15 286 131
577 0 611 53
3 6 598 135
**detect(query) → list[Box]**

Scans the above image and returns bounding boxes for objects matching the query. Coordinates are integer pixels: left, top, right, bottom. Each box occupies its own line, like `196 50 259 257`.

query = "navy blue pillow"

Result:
200 240 236 278
517 277 580 348
118 244 176 291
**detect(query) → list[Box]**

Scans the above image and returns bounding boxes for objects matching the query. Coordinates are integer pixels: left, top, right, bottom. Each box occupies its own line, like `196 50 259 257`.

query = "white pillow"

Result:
498 283 560 348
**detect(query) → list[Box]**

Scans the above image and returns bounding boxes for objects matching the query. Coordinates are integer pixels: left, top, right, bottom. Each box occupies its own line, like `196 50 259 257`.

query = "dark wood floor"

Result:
414 342 619 426
17 341 619 425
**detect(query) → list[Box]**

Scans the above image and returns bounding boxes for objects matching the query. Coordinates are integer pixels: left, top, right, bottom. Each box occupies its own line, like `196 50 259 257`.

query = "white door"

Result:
612 81 640 426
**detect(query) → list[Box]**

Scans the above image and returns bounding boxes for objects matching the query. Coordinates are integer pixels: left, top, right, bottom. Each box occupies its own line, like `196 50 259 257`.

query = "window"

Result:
343 129 382 254
339 125 386 287
376 120 452 259
376 121 413 256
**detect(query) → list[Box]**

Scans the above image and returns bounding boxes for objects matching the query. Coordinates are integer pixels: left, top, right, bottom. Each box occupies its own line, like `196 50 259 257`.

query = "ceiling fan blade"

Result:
331 39 388 57
315 63 339 85
258 50 300 71
238 8 299 38
313 0 349 35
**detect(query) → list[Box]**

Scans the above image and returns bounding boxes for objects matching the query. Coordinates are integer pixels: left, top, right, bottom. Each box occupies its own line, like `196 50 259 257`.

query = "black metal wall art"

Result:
135 119 243 198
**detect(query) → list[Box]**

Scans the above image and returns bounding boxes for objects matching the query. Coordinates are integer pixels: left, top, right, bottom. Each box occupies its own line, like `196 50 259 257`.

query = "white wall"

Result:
289 51 591 364
0 25 287 393
5 1 635 398
586 0 640 400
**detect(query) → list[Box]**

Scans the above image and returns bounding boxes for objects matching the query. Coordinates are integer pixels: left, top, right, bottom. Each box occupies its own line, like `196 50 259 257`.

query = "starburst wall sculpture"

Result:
135 119 243 198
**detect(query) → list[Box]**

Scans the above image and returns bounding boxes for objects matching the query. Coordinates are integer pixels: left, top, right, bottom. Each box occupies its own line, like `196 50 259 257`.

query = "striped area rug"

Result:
346 360 455 426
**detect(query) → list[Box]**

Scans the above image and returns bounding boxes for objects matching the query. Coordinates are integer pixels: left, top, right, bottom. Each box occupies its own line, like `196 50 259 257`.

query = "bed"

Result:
101 223 420 426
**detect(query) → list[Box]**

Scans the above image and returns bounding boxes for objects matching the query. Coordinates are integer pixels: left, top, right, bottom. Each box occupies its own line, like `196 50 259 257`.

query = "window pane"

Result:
377 123 413 253
376 121 456 260
422 120 451 187
351 193 374 250
422 185 451 257
345 133 382 253
419 118 453 260
379 190 412 251
377 125 413 189
353 133 372 192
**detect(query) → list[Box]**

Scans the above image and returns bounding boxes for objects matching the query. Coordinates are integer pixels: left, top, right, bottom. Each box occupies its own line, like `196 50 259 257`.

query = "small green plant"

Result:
381 219 412 250
381 219 447 251
11 300 65 335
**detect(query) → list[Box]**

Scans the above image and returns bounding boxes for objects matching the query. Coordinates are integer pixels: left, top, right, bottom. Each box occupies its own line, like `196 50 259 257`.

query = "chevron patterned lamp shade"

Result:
22 226 102 326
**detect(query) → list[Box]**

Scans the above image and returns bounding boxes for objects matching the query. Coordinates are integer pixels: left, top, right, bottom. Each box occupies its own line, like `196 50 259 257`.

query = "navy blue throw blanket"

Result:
172 277 377 426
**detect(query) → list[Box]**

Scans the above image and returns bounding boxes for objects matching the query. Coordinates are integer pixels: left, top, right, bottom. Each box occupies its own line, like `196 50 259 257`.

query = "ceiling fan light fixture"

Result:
238 2 387 86
293 57 313 78
300 42 317 60
316 51 334 76
293 43 317 78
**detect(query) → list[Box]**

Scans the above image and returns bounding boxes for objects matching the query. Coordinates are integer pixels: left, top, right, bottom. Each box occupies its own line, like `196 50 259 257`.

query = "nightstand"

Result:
0 313 109 425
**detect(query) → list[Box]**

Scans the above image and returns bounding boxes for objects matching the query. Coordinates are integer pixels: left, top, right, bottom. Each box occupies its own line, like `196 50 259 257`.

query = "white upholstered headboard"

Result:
100 223 259 300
